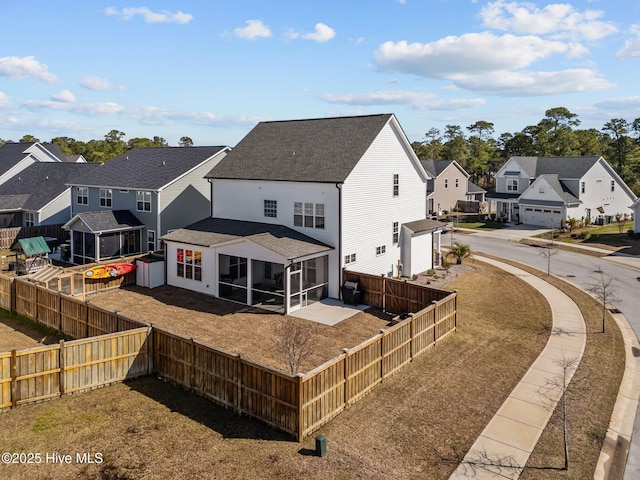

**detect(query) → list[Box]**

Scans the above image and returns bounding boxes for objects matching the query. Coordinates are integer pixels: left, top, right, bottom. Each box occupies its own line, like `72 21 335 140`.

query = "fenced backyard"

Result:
0 224 65 250
0 269 457 440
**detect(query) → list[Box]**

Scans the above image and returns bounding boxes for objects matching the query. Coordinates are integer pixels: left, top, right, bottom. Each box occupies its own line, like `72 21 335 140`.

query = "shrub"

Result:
578 231 591 240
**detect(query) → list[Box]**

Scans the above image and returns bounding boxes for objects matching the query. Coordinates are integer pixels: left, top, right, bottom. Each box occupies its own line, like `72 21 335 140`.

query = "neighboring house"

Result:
63 146 230 265
421 160 486 214
0 162 98 228
161 114 443 315
487 156 636 227
0 142 67 186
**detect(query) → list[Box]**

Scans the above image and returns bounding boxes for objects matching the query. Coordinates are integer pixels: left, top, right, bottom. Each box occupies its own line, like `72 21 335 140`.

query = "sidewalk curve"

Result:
449 256 587 480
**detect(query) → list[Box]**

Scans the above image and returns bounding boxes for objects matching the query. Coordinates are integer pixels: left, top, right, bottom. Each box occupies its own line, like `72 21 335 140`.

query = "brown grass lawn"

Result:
0 311 69 351
0 261 557 479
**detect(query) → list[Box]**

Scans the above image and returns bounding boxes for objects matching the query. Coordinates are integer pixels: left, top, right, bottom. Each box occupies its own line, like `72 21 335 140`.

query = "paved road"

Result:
447 232 640 479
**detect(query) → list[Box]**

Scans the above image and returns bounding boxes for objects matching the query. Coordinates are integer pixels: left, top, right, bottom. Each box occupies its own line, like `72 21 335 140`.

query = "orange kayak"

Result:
84 262 136 279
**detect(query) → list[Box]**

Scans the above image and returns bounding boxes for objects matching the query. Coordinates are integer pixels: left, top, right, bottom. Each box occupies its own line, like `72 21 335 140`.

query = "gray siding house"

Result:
63 146 229 264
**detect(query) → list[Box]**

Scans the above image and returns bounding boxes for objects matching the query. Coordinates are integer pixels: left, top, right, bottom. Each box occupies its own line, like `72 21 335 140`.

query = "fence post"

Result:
410 315 415 360
190 338 196 391
236 353 243 416
58 291 62 332
59 340 65 397
10 349 16 408
85 300 90 338
342 348 349 406
10 277 15 313
147 325 154 374
297 373 304 441
379 329 385 380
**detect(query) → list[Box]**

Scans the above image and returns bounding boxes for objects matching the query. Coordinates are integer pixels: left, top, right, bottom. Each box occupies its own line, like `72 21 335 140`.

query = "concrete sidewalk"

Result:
449 256 586 480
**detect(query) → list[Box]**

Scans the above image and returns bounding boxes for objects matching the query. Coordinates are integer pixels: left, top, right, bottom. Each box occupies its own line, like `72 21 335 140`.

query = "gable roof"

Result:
509 156 601 179
519 174 581 206
63 210 144 233
207 114 396 183
161 217 333 260
67 146 228 190
467 181 486 194
420 160 468 178
0 142 64 176
0 162 99 211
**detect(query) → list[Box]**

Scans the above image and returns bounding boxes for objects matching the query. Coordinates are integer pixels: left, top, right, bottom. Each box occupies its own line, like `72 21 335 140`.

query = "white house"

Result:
161 114 443 314
632 197 640 233
487 156 636 227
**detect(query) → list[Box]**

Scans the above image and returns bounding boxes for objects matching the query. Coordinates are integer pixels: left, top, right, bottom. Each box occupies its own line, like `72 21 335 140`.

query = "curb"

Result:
594 311 640 480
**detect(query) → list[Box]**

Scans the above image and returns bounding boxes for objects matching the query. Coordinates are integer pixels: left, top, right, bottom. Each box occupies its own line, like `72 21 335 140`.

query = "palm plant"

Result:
447 242 471 264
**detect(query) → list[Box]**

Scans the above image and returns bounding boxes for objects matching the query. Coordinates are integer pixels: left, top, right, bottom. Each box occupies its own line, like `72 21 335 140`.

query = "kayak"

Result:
84 262 136 279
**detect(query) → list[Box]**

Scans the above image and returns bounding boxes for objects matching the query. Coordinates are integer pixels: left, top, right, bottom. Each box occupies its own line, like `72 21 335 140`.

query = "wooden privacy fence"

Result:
0 273 456 440
0 224 65 250
0 327 151 411
343 269 452 314
11 277 148 338
0 274 14 312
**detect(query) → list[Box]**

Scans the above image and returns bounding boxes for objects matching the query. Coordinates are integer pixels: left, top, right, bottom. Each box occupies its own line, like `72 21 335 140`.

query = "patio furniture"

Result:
341 280 362 305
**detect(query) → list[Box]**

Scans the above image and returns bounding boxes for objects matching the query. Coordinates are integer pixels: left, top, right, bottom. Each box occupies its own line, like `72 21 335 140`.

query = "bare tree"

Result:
588 269 619 333
538 355 580 470
539 246 558 276
273 317 314 374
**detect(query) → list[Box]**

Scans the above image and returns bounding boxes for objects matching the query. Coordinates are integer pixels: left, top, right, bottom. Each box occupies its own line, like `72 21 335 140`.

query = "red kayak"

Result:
84 262 136 279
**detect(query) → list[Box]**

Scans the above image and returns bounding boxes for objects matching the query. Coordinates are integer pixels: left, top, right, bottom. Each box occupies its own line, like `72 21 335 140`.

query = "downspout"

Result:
155 190 161 252
335 183 343 299
208 178 214 218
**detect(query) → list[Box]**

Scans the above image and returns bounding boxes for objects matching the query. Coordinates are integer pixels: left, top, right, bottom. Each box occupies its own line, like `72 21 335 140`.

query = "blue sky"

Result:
1 0 639 147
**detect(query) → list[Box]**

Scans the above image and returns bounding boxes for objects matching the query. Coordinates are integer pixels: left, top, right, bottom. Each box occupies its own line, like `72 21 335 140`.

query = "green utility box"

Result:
315 434 327 457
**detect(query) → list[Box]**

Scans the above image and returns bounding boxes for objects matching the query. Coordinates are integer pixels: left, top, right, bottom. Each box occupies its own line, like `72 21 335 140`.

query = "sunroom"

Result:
162 218 333 314
63 210 144 264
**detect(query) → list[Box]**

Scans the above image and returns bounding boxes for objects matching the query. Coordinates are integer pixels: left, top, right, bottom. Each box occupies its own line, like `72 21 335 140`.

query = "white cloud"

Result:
318 90 485 110
0 91 11 108
303 23 336 43
233 20 272 40
22 99 126 115
479 1 617 41
286 23 336 42
0 56 58 83
595 96 640 110
617 26 640 58
80 75 125 91
105 7 192 24
50 90 76 103
454 69 614 96
374 33 571 78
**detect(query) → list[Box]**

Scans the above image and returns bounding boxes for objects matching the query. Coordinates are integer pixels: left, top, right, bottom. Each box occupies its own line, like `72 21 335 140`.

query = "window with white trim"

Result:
264 200 277 218
177 248 202 281
147 230 156 251
455 178 459 188
137 191 152 212
99 188 112 208
376 245 386 256
344 253 356 265
392 222 399 244
77 186 88 205
24 212 35 227
581 181 586 194
444 178 449 189
393 174 399 196
507 179 518 192
294 202 324 229
611 181 615 192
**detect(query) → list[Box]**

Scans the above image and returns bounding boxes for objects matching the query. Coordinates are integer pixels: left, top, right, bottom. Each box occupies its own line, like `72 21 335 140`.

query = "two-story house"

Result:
63 146 229 264
487 156 636 227
161 114 442 314
0 162 99 228
421 160 486 214
0 142 73 187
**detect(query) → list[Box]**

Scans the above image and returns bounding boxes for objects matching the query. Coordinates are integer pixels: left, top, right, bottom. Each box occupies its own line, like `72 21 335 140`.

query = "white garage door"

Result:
522 207 562 227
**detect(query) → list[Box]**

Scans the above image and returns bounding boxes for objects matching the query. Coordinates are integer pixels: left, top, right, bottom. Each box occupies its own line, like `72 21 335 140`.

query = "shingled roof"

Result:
206 114 395 183
420 160 467 178
161 217 333 260
0 142 65 176
511 156 601 179
64 210 144 233
67 146 229 190
0 162 99 211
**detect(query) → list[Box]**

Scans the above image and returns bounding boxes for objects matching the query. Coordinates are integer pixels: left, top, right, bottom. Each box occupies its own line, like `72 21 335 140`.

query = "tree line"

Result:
411 107 640 194
3 107 640 194
0 130 195 164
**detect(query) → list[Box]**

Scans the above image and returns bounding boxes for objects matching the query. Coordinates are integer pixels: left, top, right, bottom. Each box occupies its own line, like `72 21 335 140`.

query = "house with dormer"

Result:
63 146 229 264
487 156 636 227
161 114 443 314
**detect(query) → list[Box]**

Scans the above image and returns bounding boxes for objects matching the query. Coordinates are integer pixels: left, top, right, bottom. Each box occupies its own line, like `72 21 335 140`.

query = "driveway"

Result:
448 230 640 479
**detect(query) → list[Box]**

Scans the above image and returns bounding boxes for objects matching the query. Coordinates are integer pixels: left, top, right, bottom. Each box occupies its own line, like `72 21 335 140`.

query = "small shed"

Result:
13 236 51 275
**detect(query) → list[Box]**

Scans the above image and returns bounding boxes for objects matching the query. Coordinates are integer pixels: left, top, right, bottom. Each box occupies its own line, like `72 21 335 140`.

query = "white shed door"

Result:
522 207 562 227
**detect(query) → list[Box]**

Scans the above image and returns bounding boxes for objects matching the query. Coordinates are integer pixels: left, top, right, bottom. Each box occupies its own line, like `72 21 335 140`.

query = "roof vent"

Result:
162 161 165 166
45 176 49 180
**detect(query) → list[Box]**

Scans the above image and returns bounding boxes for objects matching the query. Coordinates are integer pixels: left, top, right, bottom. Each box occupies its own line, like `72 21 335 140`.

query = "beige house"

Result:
421 160 485 215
